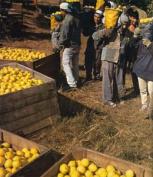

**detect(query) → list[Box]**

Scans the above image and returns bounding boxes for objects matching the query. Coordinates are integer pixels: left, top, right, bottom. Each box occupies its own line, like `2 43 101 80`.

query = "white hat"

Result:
95 10 103 17
60 2 71 12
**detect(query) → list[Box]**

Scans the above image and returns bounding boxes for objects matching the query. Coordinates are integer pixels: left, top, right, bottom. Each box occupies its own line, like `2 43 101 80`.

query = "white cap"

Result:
95 10 103 17
60 2 71 12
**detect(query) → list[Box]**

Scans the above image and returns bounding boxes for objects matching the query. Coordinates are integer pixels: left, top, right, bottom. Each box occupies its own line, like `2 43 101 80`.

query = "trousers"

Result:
138 77 153 113
102 61 117 102
62 47 80 87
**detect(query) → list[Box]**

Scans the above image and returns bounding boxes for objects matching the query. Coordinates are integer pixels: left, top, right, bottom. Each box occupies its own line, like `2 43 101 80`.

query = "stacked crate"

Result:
0 63 60 135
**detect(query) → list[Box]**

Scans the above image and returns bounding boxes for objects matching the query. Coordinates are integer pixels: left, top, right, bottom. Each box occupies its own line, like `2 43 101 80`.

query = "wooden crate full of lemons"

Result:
41 148 153 177
0 128 58 177
0 63 60 135
0 47 60 79
0 47 46 62
0 142 40 177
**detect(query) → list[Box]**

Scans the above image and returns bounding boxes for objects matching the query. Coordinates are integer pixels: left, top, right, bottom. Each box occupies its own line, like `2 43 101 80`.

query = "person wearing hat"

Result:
84 9 104 82
57 2 81 91
93 9 104 80
133 23 153 119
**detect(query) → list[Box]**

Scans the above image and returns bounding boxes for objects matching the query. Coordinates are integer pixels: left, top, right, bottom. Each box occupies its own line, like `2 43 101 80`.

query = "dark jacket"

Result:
133 41 153 81
59 13 81 48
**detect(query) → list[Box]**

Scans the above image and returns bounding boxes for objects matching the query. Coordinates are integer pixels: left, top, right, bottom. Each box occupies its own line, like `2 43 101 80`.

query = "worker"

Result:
57 2 81 91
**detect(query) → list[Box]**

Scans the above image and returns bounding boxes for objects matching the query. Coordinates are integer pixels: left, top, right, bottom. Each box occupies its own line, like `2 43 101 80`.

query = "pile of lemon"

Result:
140 17 153 24
0 66 44 95
0 142 40 177
0 47 46 62
58 159 135 177
66 0 80 2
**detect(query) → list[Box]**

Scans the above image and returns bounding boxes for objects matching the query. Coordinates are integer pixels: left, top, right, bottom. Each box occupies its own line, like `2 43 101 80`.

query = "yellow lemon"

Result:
22 148 29 153
70 170 80 177
24 151 32 158
106 165 116 173
5 152 14 159
76 160 82 166
96 168 107 177
107 171 116 177
12 160 21 168
125 170 134 177
81 159 89 167
16 150 24 156
70 166 77 173
57 173 64 177
13 156 21 161
77 165 86 174
31 153 39 160
59 164 69 175
0 149 5 156
0 157 5 166
88 163 97 172
11 167 17 174
68 160 76 167
30 148 39 155
5 173 11 177
113 174 120 177
85 170 93 177
0 167 6 177
1 143 10 148
4 160 12 168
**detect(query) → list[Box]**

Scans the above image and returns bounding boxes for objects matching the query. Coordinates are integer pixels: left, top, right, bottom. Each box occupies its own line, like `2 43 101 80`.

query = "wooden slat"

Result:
0 98 53 123
0 91 52 114
16 117 54 135
1 107 52 131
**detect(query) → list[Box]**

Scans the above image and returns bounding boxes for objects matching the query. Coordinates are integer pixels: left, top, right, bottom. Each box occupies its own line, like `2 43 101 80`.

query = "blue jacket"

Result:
133 41 153 81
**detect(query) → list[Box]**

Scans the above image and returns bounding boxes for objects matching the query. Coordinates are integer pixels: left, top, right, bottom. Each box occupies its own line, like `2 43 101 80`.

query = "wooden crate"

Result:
0 63 60 135
0 50 60 79
0 128 61 177
41 147 153 177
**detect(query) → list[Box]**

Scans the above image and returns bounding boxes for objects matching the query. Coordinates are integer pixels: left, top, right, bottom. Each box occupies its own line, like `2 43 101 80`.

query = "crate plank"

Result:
0 98 54 123
1 107 52 131
16 117 54 136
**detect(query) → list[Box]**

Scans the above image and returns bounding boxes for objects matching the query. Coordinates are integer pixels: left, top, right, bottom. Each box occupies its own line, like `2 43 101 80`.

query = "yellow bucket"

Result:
96 0 105 10
50 15 58 31
104 8 121 29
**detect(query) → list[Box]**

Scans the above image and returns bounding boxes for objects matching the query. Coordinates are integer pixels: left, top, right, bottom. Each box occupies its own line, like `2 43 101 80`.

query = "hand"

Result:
52 48 60 53
143 39 151 47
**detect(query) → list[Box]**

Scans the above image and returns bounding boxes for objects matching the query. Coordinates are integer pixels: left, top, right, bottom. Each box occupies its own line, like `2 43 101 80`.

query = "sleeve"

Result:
92 28 113 41
58 18 72 48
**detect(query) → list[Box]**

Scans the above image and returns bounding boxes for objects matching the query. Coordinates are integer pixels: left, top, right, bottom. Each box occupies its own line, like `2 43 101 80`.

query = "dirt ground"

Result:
1 8 153 170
